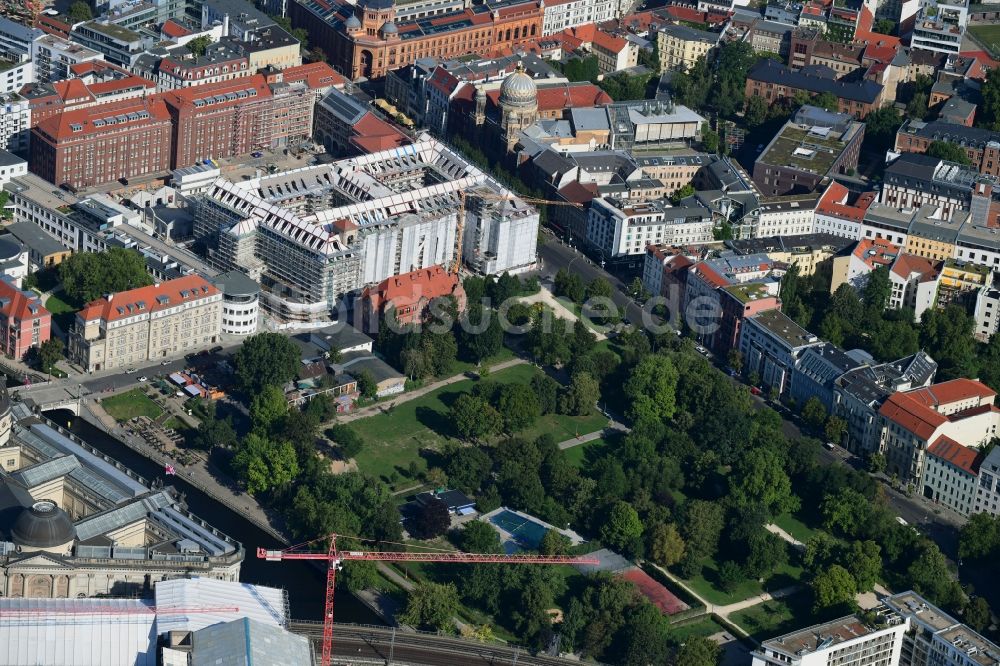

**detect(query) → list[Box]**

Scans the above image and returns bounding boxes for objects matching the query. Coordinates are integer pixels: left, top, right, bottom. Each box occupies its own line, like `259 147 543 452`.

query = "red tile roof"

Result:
592 29 629 54
161 20 192 38
558 180 599 204
35 96 172 141
690 262 728 288
879 392 948 440
160 75 273 109
890 253 942 283
0 278 49 323
851 237 900 269
817 181 876 221
349 112 410 153
486 81 612 112
927 435 981 475
906 378 996 409
78 275 219 324
282 61 346 89
366 266 460 311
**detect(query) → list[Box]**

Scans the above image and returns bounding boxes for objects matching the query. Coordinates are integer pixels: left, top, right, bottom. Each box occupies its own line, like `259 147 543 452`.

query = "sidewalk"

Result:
334 358 526 424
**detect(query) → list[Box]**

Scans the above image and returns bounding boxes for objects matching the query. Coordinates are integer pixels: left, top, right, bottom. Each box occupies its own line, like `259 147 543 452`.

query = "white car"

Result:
125 368 137 374
138 376 148 383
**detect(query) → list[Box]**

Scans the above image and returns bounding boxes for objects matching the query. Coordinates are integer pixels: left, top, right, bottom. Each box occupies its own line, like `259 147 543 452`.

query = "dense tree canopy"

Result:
234 333 301 394
59 248 153 304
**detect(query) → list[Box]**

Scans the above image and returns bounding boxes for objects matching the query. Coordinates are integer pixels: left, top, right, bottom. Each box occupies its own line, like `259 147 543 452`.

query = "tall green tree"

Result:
920 305 979 380
59 248 153 304
450 394 502 441
186 35 213 57
926 140 971 165
250 384 288 434
624 354 679 424
980 67 1000 130
648 522 685 567
234 332 302 393
675 636 721 666
600 501 644 556
730 446 798 518
67 1 92 21
400 582 459 631
811 564 857 613
232 432 299 495
560 371 600 416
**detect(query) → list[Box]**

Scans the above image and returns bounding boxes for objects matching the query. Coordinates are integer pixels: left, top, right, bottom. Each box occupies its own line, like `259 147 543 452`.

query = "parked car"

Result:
824 441 836 451
138 376 148 383
749 386 762 396
125 368 137 374
161 360 171 366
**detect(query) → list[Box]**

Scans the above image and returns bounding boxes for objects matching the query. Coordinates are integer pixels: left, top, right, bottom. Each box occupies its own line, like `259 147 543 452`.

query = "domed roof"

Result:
499 67 537 108
345 14 361 29
380 20 398 35
11 500 76 549
0 237 21 262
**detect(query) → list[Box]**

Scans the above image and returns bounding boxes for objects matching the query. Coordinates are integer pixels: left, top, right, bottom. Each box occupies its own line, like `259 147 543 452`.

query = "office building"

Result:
193 138 539 323
29 34 102 85
69 22 146 67
882 153 1000 226
739 309 824 396
909 0 969 55
752 611 907 666
542 0 617 35
587 197 715 259
210 270 260 335
753 106 865 196
291 0 544 81
0 93 29 155
69 274 223 372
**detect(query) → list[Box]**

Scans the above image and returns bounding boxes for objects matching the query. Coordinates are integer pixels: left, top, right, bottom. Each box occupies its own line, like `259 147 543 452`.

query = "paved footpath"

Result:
334 358 527 424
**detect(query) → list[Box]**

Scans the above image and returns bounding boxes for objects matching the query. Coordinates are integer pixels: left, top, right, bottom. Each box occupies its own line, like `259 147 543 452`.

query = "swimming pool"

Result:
490 510 550 549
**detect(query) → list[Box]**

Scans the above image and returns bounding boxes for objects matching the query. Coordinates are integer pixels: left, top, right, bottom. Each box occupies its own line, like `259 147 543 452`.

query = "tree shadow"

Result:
415 405 455 439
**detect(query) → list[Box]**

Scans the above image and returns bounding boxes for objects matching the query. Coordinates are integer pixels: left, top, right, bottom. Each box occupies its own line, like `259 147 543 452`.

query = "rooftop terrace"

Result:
758 123 858 176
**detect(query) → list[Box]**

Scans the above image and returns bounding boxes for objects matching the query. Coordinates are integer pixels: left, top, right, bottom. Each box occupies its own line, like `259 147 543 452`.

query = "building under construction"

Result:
194 138 539 323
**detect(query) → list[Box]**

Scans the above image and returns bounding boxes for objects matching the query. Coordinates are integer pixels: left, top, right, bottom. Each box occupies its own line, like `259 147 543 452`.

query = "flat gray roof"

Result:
211 270 260 297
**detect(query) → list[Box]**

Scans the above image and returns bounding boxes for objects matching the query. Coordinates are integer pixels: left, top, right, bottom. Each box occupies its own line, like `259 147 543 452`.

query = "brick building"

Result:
0 277 51 361
362 265 466 327
29 63 334 189
290 0 544 81
744 58 884 118
69 275 223 372
895 119 1000 178
30 96 174 190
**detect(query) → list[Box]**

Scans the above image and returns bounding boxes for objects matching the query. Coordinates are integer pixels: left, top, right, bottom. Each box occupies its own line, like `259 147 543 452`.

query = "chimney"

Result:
222 13 230 37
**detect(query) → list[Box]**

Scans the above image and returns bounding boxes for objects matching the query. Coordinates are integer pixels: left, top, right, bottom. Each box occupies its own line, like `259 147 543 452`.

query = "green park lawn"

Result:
44 293 78 335
563 435 619 469
969 24 1000 58
772 510 820 544
351 363 609 485
101 389 163 422
729 592 842 642
680 551 805 606
668 616 728 641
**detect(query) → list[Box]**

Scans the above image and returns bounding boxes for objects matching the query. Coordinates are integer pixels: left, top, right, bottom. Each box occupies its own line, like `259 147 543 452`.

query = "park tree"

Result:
730 446 798 518
458 305 504 362
921 305 979 380
232 433 299 495
458 520 502 553
450 394 502 442
620 603 672 666
648 522 686 567
964 597 992 632
356 369 378 399
801 397 828 431
496 383 541 433
539 529 572 556
560 371 600 416
327 424 364 459
35 338 64 374
411 498 450 539
718 560 744 593
554 269 586 303
67 1 92 21
959 512 1000 560
400 582 459 630
907 541 962 607
600 501 644 556
250 385 288 434
926 140 971 165
822 487 871 538
846 540 882 592
443 445 493 494
190 404 237 450
745 529 789 578
811 564 858 614
234 332 301 393
675 636 721 666
340 561 378 592
682 500 725 560
624 354 679 424
59 248 153 304
712 42 758 118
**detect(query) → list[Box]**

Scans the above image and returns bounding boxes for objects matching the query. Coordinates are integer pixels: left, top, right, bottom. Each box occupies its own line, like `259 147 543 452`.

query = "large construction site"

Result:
193 138 539 324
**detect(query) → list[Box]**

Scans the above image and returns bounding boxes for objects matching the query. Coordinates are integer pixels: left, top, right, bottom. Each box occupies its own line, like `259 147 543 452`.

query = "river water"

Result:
46 410 382 624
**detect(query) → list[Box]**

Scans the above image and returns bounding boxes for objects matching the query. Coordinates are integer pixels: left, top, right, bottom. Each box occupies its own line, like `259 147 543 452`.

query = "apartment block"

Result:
923 435 979 515
882 153 1000 226
877 378 998 486
587 197 715 259
656 24 717 73
0 277 51 360
0 93 30 155
752 611 907 666
30 34 102 84
542 0 616 35
69 275 223 372
895 120 1000 179
744 58 884 118
69 22 146 68
885 591 1000 666
739 309 824 396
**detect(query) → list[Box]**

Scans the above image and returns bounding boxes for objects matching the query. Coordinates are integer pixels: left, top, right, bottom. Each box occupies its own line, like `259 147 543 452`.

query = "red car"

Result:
749 386 762 396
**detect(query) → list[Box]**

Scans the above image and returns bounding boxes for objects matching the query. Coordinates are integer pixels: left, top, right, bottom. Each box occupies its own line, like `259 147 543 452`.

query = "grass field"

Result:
563 435 618 468
969 24 1000 58
669 616 728 641
772 510 820 544
351 364 609 485
101 389 163 422
729 592 841 642
681 550 805 606
44 293 77 335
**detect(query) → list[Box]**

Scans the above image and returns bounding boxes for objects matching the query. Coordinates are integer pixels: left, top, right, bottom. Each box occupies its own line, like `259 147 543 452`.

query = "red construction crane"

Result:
259 533 600 666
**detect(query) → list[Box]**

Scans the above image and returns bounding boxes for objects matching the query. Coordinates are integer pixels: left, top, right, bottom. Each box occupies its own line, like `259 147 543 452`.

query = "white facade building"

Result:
542 0 617 35
739 309 823 396
751 195 819 238
974 446 1000 516
752 613 907 666
0 93 29 154
211 271 260 335
587 197 714 258
30 34 102 84
0 150 26 189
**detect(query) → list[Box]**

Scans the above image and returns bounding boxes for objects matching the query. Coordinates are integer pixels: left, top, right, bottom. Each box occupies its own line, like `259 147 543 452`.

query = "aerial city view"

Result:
1 0 1000 661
